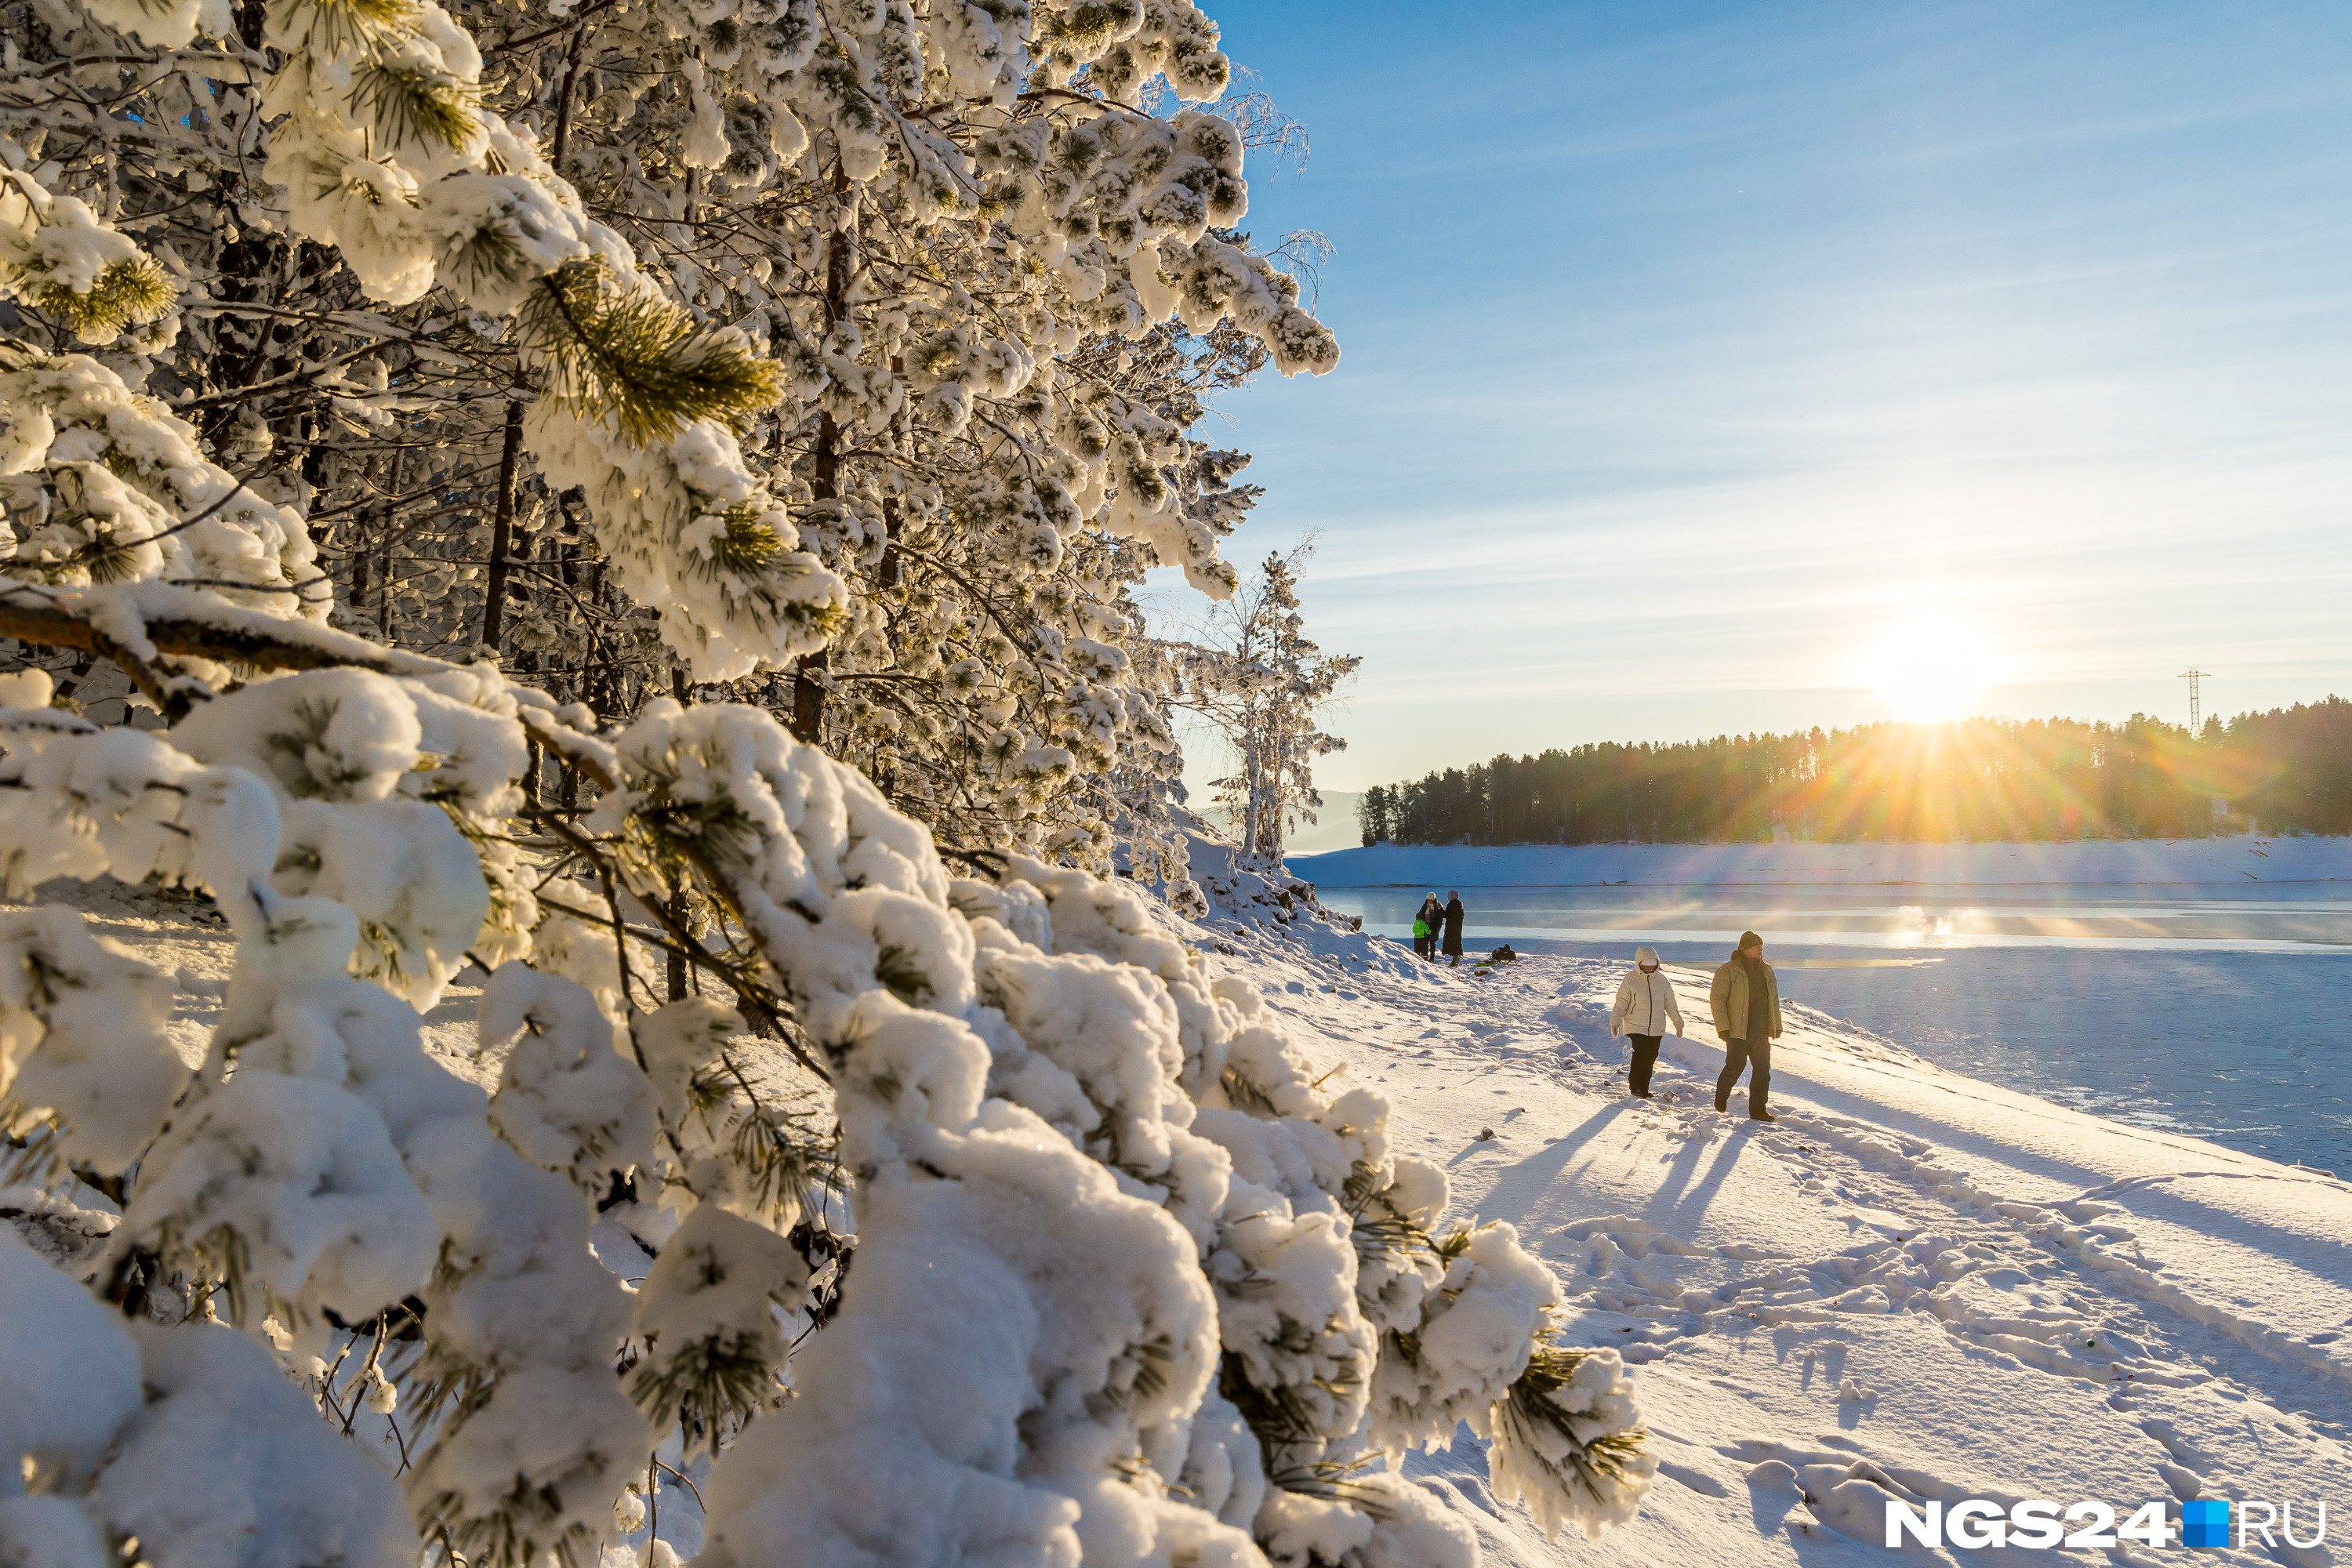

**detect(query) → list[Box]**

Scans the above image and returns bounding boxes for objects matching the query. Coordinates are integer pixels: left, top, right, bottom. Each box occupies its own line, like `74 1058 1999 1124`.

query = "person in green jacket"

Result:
1413 893 1444 960
1708 930 1782 1121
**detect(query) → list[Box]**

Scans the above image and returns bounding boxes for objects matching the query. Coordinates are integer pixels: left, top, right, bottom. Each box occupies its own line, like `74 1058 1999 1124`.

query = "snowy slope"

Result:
1294 837 2352 887
1200 902 2352 1565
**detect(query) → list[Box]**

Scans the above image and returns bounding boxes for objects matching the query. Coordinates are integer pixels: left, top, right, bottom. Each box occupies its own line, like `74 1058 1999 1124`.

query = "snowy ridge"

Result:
1294 836 2352 887
1196 887 2352 1565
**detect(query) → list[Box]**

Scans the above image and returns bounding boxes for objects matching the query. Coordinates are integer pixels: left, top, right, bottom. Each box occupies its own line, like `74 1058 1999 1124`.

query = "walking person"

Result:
1441 891 1466 967
1609 946 1682 1098
1414 893 1446 960
1708 930 1782 1121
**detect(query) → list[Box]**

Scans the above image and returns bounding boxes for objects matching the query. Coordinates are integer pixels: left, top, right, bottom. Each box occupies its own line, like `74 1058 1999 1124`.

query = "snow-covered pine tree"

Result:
1182 543 1360 862
448 0 1341 877
0 2 1654 1564
0 0 842 699
0 0 1346 884
0 0 1338 880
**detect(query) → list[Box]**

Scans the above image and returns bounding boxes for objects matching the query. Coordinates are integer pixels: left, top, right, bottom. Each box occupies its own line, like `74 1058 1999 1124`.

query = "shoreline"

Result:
1289 833 2352 887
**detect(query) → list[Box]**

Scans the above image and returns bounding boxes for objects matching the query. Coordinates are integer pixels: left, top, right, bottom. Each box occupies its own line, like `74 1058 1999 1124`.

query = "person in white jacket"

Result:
1609 946 1683 1099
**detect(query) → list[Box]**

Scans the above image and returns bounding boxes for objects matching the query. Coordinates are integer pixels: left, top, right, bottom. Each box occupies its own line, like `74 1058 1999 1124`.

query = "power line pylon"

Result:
2180 668 2210 733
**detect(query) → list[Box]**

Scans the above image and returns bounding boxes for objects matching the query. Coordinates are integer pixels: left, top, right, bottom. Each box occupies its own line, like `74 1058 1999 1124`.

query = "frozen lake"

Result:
1312 880 2352 1172
1315 880 2352 953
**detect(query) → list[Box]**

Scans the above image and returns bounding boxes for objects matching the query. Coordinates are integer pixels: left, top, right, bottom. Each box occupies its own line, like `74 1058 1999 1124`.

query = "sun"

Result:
1861 619 2003 722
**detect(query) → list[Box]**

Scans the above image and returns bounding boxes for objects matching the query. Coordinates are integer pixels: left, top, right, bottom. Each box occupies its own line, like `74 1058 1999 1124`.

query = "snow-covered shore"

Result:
1208 896 2352 1564
1293 836 2352 887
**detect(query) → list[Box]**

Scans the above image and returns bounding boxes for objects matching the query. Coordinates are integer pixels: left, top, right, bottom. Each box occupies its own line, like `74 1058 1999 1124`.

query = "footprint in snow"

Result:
1656 1460 1730 1499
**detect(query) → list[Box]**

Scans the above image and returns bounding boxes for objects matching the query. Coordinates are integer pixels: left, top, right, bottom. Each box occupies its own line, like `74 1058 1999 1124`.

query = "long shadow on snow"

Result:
1457 1102 1632 1224
1665 1030 2352 1294
1663 1028 2157 1198
1450 1096 1769 1241
1652 1123 1765 1236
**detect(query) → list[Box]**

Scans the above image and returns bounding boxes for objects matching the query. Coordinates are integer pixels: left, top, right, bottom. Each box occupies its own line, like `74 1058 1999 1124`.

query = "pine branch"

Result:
0 581 453 680
521 260 783 445
30 255 174 337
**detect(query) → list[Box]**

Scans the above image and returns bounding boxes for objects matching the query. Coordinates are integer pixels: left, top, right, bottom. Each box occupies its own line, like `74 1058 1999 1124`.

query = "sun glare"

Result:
1862 620 2002 722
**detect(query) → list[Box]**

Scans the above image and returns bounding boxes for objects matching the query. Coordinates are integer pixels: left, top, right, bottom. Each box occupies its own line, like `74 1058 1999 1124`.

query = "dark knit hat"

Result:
1737 930 1763 952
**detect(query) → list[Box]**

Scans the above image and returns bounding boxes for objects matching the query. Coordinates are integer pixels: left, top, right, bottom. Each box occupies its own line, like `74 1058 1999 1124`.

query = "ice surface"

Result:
1296 837 2352 889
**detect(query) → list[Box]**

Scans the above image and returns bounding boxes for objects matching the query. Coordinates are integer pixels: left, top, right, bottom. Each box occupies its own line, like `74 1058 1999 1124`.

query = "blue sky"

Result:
1152 1 2352 793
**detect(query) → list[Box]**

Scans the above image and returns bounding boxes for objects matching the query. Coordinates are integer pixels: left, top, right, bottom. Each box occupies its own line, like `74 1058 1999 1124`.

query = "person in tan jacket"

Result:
1708 930 1782 1121
1608 946 1682 1098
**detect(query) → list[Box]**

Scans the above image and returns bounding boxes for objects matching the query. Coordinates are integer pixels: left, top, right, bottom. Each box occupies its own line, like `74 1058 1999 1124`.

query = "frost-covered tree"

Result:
0 0 1333 874
1181 543 1359 863
410 0 1338 877
0 0 1654 1563
457 0 1344 873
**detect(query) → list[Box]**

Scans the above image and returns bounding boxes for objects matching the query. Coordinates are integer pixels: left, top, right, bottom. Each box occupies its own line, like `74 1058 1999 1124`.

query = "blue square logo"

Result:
2183 1499 2230 1548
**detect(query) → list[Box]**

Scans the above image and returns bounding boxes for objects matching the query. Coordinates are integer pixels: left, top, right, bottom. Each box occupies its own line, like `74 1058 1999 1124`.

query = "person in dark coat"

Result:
1414 893 1445 960
1708 930 1782 1120
1441 891 1466 966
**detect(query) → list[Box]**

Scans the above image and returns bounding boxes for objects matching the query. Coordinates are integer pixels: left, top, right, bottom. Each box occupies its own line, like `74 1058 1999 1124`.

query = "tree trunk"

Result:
550 20 588 174
666 888 689 1001
1240 725 1261 862
377 448 404 642
790 651 828 743
348 524 370 626
480 399 524 655
666 664 692 999
789 166 855 747
878 493 902 589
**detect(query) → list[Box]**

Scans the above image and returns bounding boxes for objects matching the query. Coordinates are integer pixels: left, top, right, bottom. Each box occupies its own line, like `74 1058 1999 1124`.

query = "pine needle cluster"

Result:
1494 1340 1652 1514
1341 1165 1435 1268
1216 1348 1323 1457
274 0 421 58
414 1477 604 1568
706 504 783 574
702 1058 838 1225
522 260 784 444
348 59 482 152
31 256 174 339
630 1329 775 1452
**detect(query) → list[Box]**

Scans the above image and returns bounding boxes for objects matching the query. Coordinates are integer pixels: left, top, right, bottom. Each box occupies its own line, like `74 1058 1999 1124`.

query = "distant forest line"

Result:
1355 698 2352 846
